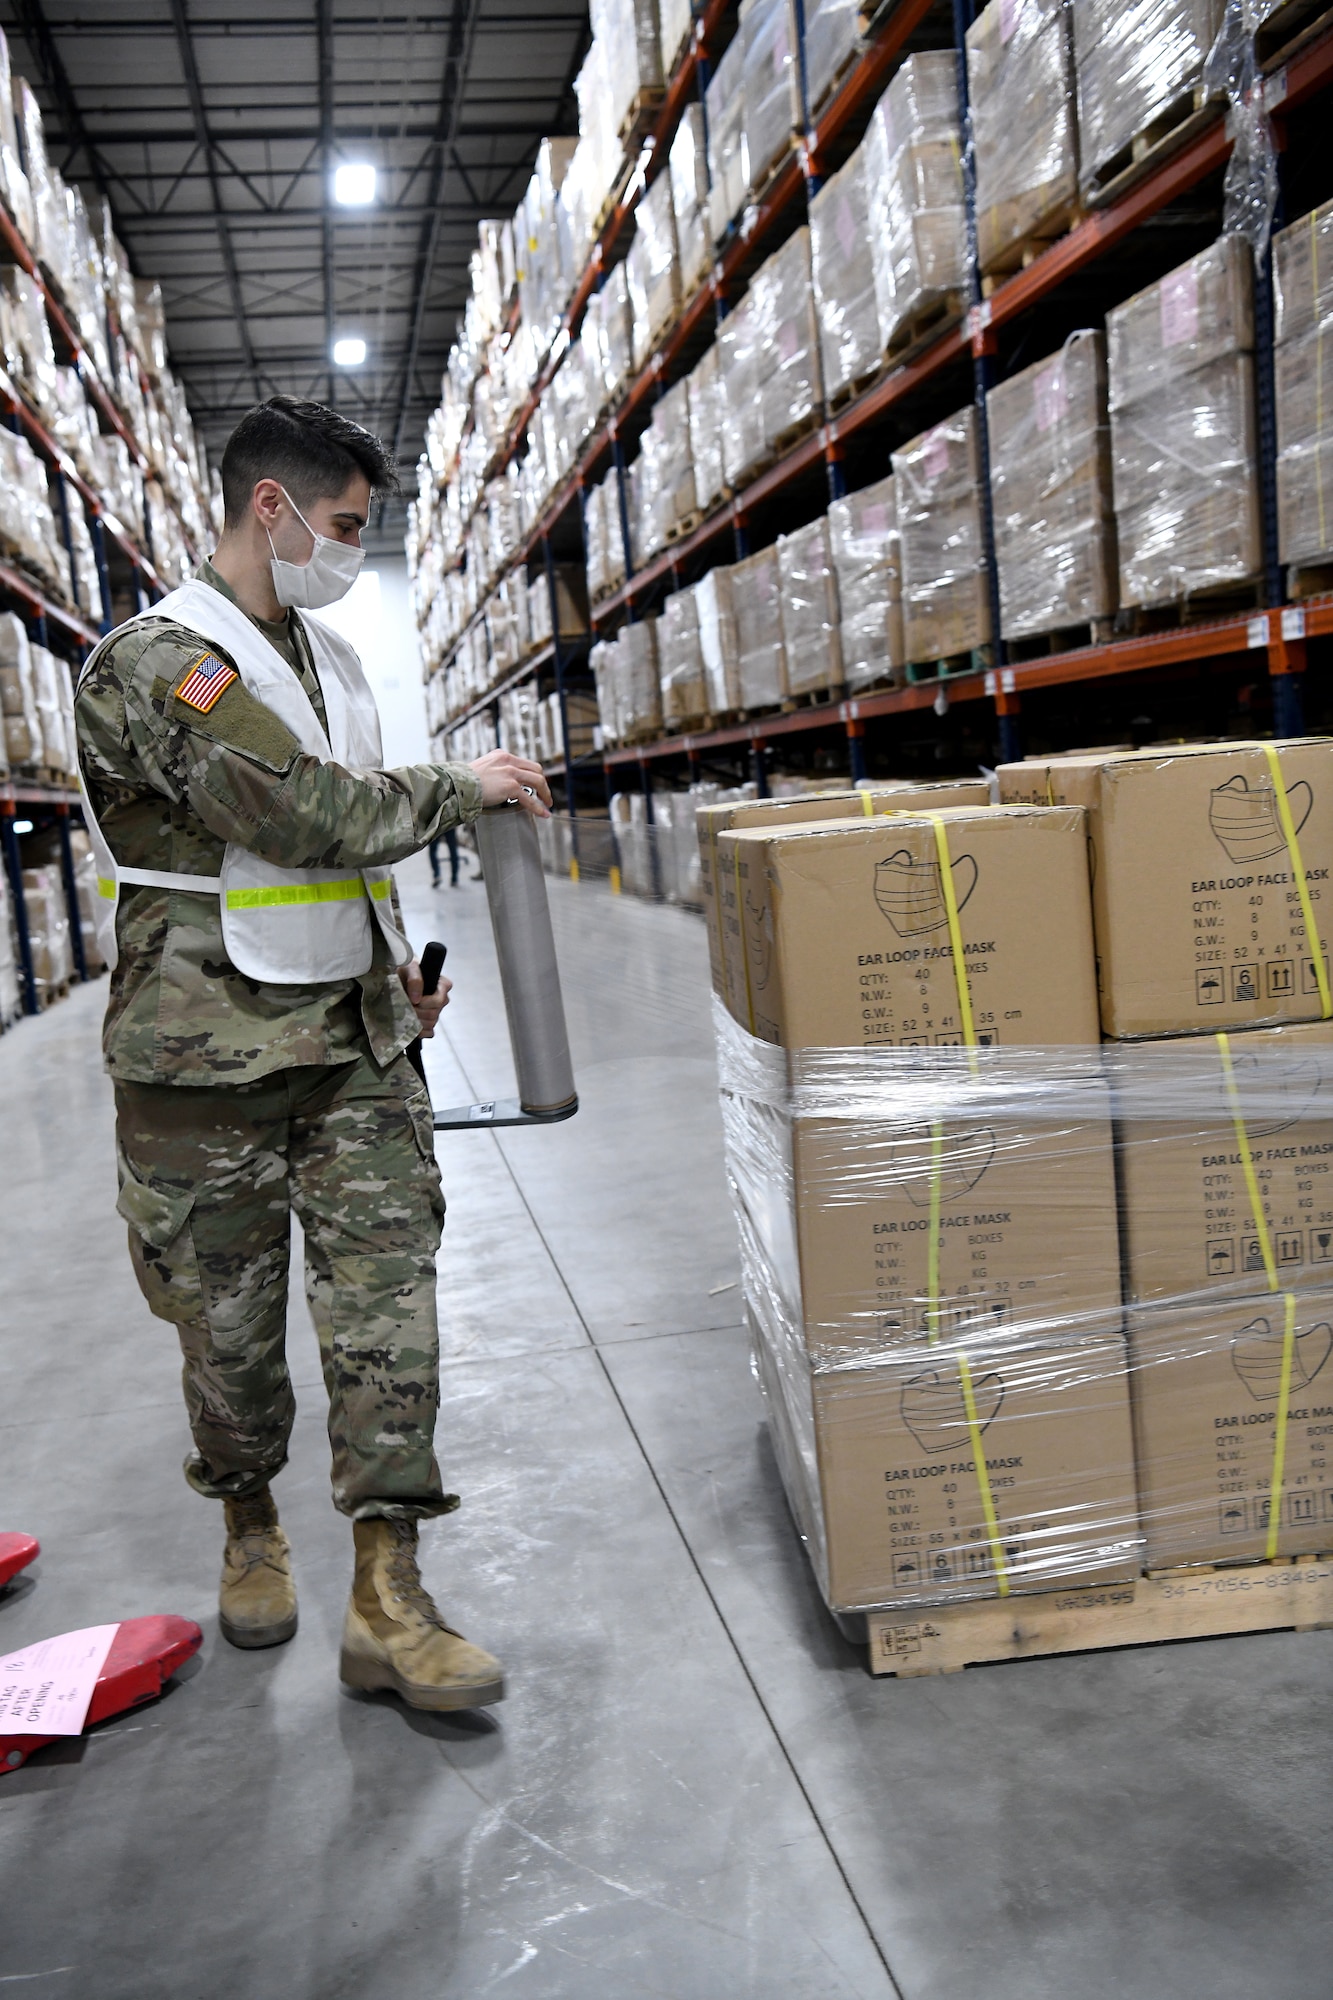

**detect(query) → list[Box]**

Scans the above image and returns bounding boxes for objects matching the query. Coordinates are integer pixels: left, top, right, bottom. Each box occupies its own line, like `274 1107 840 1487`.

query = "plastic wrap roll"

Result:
475 808 578 1116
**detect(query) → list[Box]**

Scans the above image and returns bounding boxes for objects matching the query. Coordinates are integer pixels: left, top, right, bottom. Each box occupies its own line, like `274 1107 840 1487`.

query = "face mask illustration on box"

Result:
888 1123 997 1205
1209 774 1313 864
1231 1316 1332 1401
901 1366 1004 1453
873 850 978 937
1212 1052 1322 1137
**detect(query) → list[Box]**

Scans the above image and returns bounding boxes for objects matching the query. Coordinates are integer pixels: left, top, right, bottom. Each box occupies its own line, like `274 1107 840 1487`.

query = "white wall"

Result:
316 556 428 765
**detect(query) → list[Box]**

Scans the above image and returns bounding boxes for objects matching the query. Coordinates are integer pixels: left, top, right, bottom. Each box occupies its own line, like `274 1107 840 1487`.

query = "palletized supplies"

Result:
828 473 904 690
636 376 696 556
668 105 711 298
741 0 801 197
0 862 20 1023
659 586 710 728
706 32 748 245
717 289 766 488
1071 0 1223 196
893 404 992 664
659 0 693 72
591 637 623 743
0 609 41 767
776 517 842 697
687 343 726 513
802 0 862 114
620 616 664 741
697 563 742 713
626 169 680 369
731 545 787 709
754 227 822 454
593 0 664 140
997 740 1333 1038
863 53 967 353
1107 237 1261 607
20 865 71 998
1273 198 1333 570
809 146 881 406
968 0 1079 277
987 329 1117 638
590 261 635 403
584 471 626 602
1274 197 1333 345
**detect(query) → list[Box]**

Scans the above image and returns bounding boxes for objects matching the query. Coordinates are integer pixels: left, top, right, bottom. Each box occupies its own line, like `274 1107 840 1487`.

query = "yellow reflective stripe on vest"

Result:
98 877 116 900
224 877 390 910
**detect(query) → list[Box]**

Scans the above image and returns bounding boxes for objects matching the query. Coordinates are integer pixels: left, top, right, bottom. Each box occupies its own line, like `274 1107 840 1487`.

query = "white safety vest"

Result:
78 578 410 984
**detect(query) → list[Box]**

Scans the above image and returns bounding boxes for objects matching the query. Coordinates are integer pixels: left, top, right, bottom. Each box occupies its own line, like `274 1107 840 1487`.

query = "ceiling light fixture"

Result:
332 336 367 367
334 162 377 206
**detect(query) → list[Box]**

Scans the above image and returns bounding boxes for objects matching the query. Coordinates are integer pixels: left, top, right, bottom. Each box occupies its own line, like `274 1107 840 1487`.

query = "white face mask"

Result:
265 486 365 610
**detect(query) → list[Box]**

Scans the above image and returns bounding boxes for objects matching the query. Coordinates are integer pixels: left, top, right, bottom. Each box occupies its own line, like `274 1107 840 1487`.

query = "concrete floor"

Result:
1 853 1331 1999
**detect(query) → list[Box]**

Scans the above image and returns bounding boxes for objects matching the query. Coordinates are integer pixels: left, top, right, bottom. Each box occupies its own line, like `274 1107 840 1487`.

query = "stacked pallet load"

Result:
827 474 903 690
893 405 992 670
1107 235 1261 610
1071 0 1224 204
863 53 967 358
968 0 1080 279
1273 194 1333 588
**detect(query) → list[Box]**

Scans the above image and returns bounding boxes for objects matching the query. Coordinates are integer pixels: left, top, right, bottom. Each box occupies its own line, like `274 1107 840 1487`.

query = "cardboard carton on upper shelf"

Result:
717 803 1099 1047
1127 1288 1333 1567
1274 193 1333 347
997 740 1333 1038
696 780 992 1001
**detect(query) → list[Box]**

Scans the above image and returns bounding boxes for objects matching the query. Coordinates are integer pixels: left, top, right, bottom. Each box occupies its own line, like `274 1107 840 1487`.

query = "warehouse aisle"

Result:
2 859 1332 2000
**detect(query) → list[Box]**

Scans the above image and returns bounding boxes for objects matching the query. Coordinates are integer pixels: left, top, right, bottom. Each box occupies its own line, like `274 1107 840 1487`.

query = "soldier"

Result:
75 396 551 1712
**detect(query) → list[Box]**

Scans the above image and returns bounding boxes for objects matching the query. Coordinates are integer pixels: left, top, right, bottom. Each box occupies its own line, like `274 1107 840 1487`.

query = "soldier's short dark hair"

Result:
221 396 399 523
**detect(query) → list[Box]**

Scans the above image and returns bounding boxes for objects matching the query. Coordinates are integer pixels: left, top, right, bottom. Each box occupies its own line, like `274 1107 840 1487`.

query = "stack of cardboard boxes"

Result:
705 742 1333 1616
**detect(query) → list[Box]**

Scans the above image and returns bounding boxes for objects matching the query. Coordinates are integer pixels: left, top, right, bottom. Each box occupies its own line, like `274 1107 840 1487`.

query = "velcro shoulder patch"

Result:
173 651 238 713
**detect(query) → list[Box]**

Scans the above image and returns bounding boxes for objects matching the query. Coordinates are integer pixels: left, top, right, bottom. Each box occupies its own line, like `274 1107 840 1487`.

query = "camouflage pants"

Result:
113 1049 454 1521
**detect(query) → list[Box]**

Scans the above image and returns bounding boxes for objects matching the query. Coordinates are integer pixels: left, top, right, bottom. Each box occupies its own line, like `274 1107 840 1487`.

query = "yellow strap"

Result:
1216 1030 1298 1560
1266 1292 1297 1560
924 1117 1009 1595
926 813 978 1064
225 877 370 910
861 789 874 817
1260 742 1331 1017
1313 211 1326 554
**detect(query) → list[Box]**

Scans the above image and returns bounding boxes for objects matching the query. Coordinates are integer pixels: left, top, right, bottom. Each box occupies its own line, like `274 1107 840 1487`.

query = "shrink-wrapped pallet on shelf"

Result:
828 473 904 690
585 471 624 603
650 376 697 546
988 329 1117 639
687 342 727 513
591 635 624 744
658 584 710 728
863 52 967 357
14 80 70 290
0 863 20 1025
733 544 788 708
0 609 39 768
707 32 749 245
659 0 694 76
0 265 58 417
803 0 862 117
67 826 105 974
669 105 712 299
894 404 992 664
21 865 71 1000
741 0 801 197
619 615 664 740
0 28 32 250
592 259 636 404
1071 0 1223 200
810 145 882 407
1273 196 1333 574
777 517 842 697
517 139 578 358
698 562 743 713
594 0 664 144
717 288 766 488
754 227 822 456
968 0 1079 279
1107 234 1260 608
626 169 681 368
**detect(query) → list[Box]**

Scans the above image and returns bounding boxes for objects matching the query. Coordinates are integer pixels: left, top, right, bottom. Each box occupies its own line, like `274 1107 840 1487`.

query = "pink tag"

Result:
836 194 857 264
922 427 950 481
1160 265 1199 347
778 320 799 361
0 1624 119 1736
1034 360 1064 432
999 0 1021 42
861 502 888 535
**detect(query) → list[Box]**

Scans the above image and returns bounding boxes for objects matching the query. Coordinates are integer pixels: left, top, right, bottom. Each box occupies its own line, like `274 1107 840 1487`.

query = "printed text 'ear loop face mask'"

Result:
265 485 365 610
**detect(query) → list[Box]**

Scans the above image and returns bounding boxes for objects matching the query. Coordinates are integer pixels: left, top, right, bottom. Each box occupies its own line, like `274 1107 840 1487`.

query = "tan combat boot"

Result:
339 1518 505 1711
218 1488 298 1649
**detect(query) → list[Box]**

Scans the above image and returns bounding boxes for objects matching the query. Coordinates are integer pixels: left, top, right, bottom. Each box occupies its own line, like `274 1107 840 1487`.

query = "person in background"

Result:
429 827 460 888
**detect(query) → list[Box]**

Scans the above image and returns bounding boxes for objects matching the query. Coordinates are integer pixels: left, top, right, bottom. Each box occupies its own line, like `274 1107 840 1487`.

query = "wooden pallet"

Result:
664 507 704 546
780 683 838 711
883 292 965 368
765 406 823 466
867 1557 1333 1677
1255 0 1333 64
1083 86 1216 212
980 194 1085 292
35 977 70 1011
806 38 865 122
1005 615 1116 662
1117 577 1265 634
1287 559 1333 602
826 359 886 417
618 86 667 151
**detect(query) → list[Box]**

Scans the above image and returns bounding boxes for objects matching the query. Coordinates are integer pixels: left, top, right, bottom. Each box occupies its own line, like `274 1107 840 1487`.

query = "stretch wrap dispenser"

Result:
475 807 578 1118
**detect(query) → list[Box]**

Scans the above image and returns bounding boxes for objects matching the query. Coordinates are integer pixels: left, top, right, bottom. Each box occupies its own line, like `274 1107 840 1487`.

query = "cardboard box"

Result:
717 804 1100 1047
1127 1290 1333 1567
1115 1023 1333 1304
697 781 992 1001
755 1313 1142 1610
998 740 1333 1038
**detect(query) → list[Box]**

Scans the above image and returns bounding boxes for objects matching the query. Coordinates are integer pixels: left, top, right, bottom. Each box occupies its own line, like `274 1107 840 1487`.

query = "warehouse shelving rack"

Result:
430 0 1333 825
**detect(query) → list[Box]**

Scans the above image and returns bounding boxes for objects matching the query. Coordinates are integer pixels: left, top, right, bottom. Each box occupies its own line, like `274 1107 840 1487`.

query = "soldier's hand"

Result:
469 749 553 817
399 957 452 1038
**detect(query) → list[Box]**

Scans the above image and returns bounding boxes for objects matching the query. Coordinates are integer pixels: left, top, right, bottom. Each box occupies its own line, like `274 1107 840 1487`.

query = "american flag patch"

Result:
173 651 237 713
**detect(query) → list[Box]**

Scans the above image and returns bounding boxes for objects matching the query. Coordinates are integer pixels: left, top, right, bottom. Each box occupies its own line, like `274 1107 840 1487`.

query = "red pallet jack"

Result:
0 1532 39 1589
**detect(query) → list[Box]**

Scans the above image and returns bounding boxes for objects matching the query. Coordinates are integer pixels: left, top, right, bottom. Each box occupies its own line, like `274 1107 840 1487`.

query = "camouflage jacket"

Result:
76 563 481 1085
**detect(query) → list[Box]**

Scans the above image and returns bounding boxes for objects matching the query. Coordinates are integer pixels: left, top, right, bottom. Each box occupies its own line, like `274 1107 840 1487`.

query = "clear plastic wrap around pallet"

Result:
777 517 842 697
968 0 1079 279
864 53 967 355
741 0 802 198
659 585 710 728
732 545 788 708
1107 235 1261 607
717 288 766 489
635 376 696 559
810 146 882 407
697 563 743 713
706 31 749 245
1071 0 1223 198
803 0 863 116
988 328 1118 639
669 106 712 300
754 227 823 457
1273 196 1333 572
709 796 1333 1615
893 403 992 665
687 342 727 514
828 473 904 690
626 169 681 370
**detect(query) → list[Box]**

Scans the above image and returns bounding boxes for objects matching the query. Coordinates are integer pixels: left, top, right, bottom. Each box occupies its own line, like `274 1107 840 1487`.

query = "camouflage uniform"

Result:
76 563 481 1519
